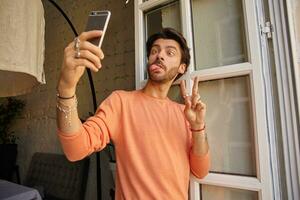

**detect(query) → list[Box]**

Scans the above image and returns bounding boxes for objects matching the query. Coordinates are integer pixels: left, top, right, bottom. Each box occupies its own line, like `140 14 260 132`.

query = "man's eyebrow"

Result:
166 46 178 51
151 44 160 48
152 44 178 51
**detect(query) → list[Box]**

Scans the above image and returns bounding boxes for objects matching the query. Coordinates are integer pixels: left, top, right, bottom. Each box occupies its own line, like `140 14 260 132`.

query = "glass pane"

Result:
145 1 181 37
144 1 181 79
200 76 256 176
192 0 248 69
201 184 258 200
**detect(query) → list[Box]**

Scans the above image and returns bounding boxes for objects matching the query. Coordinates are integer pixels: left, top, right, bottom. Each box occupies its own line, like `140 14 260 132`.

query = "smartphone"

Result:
85 10 111 48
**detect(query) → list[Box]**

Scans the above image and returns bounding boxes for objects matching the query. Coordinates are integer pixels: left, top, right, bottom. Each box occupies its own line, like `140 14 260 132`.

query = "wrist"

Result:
57 83 76 99
190 122 205 131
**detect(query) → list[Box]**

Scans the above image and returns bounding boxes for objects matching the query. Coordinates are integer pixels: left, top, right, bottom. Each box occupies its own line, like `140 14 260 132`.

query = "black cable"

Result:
47 1 102 199
48 0 78 36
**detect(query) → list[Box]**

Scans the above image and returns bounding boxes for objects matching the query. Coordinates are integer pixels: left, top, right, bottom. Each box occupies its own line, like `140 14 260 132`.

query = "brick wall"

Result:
13 0 135 199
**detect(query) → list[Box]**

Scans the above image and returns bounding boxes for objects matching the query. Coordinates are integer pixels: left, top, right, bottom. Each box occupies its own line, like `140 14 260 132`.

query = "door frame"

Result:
267 0 300 199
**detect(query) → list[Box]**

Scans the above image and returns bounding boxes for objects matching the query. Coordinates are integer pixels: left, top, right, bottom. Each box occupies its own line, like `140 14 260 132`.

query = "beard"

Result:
147 60 179 83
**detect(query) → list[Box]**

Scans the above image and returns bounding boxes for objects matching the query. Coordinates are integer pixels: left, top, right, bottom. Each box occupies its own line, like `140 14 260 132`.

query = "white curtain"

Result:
0 0 45 97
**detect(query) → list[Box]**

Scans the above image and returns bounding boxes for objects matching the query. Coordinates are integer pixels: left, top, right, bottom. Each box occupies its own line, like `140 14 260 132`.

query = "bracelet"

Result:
56 92 75 100
190 124 205 132
57 92 75 99
57 95 78 126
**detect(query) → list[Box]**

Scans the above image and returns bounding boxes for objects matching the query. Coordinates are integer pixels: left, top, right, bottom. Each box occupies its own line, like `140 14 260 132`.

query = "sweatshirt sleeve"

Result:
190 151 210 179
181 103 210 179
57 91 121 161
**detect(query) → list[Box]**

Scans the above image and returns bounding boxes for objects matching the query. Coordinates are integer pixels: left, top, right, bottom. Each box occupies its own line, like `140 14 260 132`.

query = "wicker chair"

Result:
24 152 89 200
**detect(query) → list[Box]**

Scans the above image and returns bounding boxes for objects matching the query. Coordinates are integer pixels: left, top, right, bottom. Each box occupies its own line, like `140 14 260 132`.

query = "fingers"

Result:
191 77 200 109
75 50 102 69
74 32 104 60
80 41 104 59
64 51 100 73
181 77 203 110
72 41 104 67
73 58 99 72
191 94 201 109
78 30 103 41
195 100 206 111
192 76 199 96
180 80 187 98
195 100 206 122
64 31 105 72
179 80 192 111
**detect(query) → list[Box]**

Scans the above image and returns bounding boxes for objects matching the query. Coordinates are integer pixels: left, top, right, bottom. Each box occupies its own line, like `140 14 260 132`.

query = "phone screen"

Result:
85 11 110 47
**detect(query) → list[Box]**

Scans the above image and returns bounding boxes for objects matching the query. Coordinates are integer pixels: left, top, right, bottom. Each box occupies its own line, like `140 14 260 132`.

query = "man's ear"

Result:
178 63 186 74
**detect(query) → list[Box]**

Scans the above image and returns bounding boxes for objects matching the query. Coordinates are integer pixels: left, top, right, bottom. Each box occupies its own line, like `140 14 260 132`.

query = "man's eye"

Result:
167 51 175 56
151 49 158 54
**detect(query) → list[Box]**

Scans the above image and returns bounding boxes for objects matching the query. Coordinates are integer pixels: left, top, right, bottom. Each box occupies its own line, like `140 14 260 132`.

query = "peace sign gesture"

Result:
180 77 206 130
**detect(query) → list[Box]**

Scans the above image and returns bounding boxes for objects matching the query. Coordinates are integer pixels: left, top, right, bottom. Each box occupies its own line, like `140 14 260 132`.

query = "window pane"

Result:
201 184 258 200
145 1 181 38
144 1 181 79
192 0 248 69
200 76 256 176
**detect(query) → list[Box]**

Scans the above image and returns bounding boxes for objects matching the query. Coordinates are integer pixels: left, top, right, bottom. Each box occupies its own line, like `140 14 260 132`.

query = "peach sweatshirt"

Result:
58 90 210 200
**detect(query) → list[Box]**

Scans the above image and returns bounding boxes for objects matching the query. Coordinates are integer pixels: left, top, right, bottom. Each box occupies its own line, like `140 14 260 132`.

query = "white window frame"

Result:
134 0 276 199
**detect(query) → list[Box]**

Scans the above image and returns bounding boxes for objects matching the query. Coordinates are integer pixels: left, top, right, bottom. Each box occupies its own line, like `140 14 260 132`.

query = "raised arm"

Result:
180 77 210 178
56 31 104 134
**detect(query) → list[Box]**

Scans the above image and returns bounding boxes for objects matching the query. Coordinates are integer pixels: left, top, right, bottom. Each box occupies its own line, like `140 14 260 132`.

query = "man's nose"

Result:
157 50 165 61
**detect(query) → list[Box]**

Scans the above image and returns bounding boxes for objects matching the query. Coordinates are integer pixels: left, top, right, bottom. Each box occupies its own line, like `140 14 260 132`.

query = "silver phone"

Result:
85 10 111 48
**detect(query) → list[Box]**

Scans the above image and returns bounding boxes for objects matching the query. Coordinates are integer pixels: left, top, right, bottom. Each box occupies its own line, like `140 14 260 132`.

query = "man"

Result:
56 28 210 199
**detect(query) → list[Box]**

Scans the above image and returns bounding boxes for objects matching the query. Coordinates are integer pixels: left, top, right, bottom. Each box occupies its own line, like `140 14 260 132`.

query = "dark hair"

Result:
146 28 190 78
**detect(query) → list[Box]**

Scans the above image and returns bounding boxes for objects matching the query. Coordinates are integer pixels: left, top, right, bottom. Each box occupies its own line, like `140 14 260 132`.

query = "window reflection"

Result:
191 0 248 69
200 76 256 176
201 184 258 200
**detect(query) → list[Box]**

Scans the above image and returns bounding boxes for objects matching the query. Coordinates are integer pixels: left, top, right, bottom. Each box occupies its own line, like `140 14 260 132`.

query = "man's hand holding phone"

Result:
57 31 104 97
57 10 110 97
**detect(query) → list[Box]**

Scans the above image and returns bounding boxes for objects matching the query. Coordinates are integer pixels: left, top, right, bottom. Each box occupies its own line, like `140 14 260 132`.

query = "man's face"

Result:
147 39 186 83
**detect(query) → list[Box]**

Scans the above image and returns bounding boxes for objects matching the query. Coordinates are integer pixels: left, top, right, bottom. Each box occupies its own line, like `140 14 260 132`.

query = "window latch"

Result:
261 21 273 39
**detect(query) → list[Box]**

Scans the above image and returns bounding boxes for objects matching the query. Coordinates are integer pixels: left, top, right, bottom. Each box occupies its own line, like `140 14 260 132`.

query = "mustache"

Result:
149 59 166 70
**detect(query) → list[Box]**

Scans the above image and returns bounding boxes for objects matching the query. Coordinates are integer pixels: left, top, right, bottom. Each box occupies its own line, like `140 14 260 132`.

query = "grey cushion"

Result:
24 152 89 200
